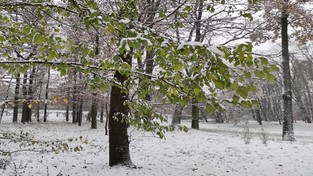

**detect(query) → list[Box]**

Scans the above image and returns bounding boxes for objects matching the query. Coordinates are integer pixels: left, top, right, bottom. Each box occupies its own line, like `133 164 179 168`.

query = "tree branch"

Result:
0 2 79 15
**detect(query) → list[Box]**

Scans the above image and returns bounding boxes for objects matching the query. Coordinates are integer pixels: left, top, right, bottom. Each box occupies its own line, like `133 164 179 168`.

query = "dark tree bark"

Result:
21 72 28 124
90 34 100 129
13 74 20 122
43 67 50 122
281 8 295 141
109 53 132 167
191 0 203 130
77 96 83 126
105 102 109 135
255 109 262 125
91 92 98 129
191 98 199 129
100 100 104 123
66 87 70 122
72 69 78 123
26 67 36 122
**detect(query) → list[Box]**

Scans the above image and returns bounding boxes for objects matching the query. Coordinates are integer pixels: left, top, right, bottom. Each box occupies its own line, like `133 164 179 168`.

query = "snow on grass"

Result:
1 112 313 176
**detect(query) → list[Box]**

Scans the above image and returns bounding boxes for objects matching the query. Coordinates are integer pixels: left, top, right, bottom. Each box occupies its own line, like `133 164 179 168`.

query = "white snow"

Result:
1 112 313 176
177 42 204 50
209 45 225 57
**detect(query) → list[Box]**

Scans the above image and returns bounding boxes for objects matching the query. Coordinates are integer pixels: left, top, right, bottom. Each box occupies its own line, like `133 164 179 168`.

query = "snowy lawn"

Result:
1 113 313 176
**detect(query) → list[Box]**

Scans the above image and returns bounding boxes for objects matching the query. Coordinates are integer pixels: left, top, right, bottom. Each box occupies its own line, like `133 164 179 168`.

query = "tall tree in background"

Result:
13 74 20 122
21 72 28 123
191 0 204 130
280 0 295 141
43 68 50 122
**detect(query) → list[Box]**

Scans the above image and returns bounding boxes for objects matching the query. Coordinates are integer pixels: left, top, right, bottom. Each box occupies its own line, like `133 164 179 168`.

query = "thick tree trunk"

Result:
281 9 295 141
43 68 50 122
109 53 132 167
13 74 20 122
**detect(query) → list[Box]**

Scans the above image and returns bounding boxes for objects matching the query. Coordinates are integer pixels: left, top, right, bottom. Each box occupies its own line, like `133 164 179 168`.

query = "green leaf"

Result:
205 103 215 113
82 48 89 55
242 13 253 21
232 94 240 105
194 87 202 95
230 81 239 90
248 85 257 93
174 62 183 71
48 50 57 60
237 86 248 99
215 81 224 89
33 33 44 44
271 64 280 71
267 73 275 81
260 57 268 66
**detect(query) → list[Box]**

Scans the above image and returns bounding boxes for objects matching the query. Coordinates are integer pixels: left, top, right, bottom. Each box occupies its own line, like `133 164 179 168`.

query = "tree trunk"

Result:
0 76 12 123
90 34 100 128
91 92 98 129
36 75 43 122
171 104 183 125
191 0 203 130
77 96 83 126
215 112 224 123
66 87 70 122
21 72 28 124
255 109 262 125
77 72 84 126
43 67 50 122
109 53 132 167
100 100 104 123
26 67 36 122
105 102 109 135
72 69 78 123
191 98 199 129
281 9 295 141
13 74 20 122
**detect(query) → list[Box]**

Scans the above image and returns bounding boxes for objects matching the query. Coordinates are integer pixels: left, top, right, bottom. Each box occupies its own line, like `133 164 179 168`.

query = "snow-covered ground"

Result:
1 112 313 176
